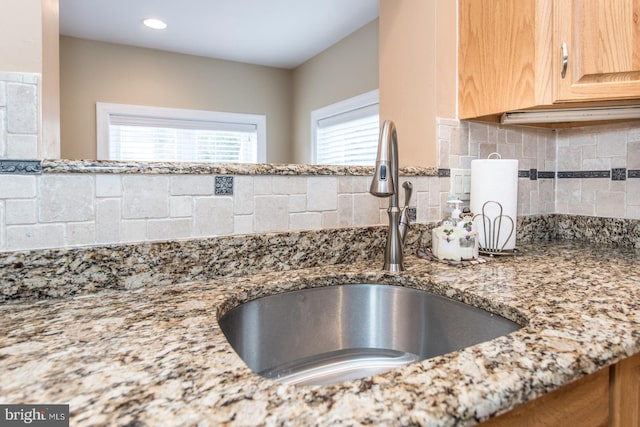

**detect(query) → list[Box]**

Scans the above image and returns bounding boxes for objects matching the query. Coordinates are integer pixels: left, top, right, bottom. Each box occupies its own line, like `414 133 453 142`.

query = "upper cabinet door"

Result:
458 0 553 119
554 0 640 102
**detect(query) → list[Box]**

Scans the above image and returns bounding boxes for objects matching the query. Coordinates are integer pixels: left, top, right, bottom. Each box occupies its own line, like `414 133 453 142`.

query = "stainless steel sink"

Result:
219 284 522 386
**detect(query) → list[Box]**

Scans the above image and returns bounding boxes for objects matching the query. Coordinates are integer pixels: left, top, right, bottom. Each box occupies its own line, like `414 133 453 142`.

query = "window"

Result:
96 103 266 163
311 90 379 165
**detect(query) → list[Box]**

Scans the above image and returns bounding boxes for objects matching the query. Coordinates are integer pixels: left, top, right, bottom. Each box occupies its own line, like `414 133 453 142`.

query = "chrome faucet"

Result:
369 120 413 272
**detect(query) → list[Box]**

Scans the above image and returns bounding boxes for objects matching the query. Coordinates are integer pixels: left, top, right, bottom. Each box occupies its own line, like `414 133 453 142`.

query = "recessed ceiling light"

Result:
143 18 167 30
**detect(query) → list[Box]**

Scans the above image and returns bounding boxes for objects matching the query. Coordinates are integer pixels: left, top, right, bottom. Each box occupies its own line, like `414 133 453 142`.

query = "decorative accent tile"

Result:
437 168 451 177
537 171 555 179
529 169 538 180
628 170 640 179
0 160 41 174
612 168 627 181
557 170 611 179
407 207 417 222
215 176 233 195
518 170 530 178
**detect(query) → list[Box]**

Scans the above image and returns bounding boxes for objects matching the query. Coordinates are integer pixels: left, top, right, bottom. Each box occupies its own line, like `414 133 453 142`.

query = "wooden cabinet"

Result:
554 0 640 102
611 351 640 426
480 367 609 427
479 352 640 427
459 0 640 120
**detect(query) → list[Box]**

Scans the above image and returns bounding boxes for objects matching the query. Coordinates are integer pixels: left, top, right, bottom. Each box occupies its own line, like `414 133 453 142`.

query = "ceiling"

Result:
58 0 379 69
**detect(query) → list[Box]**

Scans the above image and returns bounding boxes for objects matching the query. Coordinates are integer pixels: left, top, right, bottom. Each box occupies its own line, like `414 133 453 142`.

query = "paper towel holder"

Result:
473 200 516 256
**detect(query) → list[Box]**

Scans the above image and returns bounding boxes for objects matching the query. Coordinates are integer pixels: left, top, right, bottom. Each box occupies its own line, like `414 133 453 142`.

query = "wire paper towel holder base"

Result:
473 200 516 256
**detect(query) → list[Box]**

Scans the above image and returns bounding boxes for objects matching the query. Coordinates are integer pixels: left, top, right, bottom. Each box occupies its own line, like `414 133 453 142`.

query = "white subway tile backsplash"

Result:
273 176 306 194
254 195 288 232
289 212 322 231
307 177 338 211
120 220 147 243
352 176 370 193
7 224 65 250
338 176 354 193
596 191 625 217
233 215 253 235
596 131 627 157
6 83 37 134
288 194 307 213
0 73 39 160
123 176 169 219
582 157 611 171
170 175 213 196
65 222 96 246
352 193 380 226
39 175 94 223
0 201 4 249
5 199 37 224
147 218 192 240
628 140 640 169
95 175 122 198
0 109 6 158
232 176 254 215
170 196 193 218
253 176 273 195
321 211 339 228
194 197 234 236
0 175 36 198
96 198 121 243
0 81 6 106
337 194 354 226
3 108 640 252
6 134 38 158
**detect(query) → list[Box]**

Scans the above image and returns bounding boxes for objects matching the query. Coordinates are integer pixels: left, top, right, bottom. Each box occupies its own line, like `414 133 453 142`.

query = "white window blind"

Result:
311 90 379 166
96 103 266 163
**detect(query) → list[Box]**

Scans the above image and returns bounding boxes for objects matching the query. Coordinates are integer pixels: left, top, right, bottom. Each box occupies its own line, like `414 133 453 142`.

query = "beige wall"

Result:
60 37 293 162
379 0 457 167
0 0 43 73
60 20 379 164
42 0 60 158
291 19 379 164
0 0 60 159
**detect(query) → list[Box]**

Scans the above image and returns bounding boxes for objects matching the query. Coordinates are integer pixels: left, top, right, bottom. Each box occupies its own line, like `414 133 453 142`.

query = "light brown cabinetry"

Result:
459 0 640 120
611 351 640 426
480 352 640 427
554 0 640 102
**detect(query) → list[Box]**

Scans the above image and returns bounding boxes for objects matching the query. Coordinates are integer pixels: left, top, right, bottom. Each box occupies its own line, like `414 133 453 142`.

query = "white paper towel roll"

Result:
470 158 518 250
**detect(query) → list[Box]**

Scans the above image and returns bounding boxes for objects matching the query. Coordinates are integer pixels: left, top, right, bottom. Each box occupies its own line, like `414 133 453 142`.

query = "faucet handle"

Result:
399 181 413 244
402 181 413 208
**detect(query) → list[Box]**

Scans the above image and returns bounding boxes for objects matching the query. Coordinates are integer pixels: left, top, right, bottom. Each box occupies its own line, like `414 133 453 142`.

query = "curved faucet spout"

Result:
369 120 404 272
370 121 398 199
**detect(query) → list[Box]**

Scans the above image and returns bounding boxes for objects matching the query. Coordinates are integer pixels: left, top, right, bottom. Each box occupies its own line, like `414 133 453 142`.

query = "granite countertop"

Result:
2 240 640 426
38 159 439 176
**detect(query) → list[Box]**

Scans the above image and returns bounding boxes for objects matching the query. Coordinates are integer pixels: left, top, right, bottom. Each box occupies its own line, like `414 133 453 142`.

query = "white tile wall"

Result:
556 122 640 219
0 173 448 251
0 72 40 160
437 118 556 216
4 64 637 253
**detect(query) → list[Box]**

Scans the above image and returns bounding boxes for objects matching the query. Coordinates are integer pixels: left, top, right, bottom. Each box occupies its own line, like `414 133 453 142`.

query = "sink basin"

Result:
219 283 522 386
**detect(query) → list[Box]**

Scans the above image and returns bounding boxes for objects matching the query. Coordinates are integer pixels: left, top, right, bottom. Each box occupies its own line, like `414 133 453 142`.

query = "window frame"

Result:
96 102 267 163
310 89 379 165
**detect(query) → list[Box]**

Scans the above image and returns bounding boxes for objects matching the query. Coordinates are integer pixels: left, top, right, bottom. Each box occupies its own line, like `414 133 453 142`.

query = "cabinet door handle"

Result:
561 42 569 79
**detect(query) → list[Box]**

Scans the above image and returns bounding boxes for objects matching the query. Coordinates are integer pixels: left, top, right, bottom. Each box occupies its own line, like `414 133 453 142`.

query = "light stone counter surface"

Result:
2 241 640 426
40 159 439 176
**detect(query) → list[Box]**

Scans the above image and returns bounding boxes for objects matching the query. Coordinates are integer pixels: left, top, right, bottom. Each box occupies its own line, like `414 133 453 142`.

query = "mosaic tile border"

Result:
557 170 611 179
0 160 41 174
